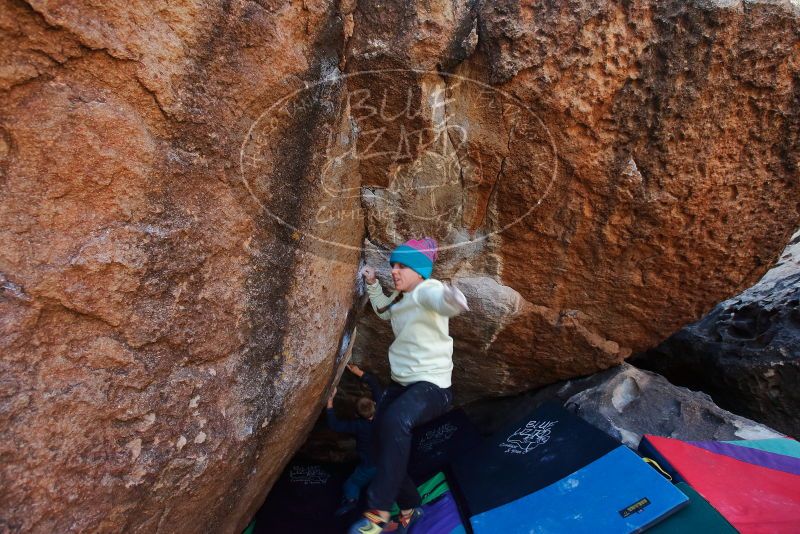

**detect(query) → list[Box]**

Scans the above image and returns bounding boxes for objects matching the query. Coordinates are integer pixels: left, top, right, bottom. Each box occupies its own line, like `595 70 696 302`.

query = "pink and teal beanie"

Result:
389 237 438 279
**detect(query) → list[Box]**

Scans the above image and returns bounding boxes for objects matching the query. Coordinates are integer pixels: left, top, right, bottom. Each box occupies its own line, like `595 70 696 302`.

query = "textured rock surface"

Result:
0 1 360 532
464 363 784 448
350 0 800 402
634 232 800 438
2 0 800 532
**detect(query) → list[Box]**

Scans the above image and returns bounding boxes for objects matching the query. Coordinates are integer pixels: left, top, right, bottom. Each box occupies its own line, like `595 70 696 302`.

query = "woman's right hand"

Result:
443 283 469 313
360 265 377 284
347 363 364 378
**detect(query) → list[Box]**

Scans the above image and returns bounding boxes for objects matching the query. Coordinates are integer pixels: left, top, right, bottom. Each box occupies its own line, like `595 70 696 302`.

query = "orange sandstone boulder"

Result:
349 0 800 402
1 0 799 532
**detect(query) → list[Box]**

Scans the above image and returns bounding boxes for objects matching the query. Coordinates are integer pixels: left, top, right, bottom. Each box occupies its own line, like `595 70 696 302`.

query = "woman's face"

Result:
391 263 423 292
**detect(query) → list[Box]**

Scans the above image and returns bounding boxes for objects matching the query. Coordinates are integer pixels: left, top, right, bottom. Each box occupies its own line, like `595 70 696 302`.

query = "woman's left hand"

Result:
360 265 377 284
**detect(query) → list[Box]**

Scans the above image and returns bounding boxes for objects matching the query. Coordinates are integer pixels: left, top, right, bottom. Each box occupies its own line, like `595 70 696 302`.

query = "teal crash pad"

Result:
647 482 737 534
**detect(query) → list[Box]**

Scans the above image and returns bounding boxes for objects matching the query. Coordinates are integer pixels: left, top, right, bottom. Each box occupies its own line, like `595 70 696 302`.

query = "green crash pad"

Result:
647 482 737 533
390 472 449 516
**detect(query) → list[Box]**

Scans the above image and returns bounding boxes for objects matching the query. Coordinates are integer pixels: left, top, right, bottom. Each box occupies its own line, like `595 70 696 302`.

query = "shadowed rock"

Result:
634 232 800 438
463 363 783 448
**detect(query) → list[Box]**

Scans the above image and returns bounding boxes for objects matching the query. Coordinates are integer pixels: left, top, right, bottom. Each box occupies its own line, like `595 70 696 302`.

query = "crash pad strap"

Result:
643 457 673 481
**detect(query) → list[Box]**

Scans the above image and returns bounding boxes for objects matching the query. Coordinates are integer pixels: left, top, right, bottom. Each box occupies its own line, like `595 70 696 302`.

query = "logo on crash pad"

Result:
418 422 458 453
289 465 330 485
500 419 557 455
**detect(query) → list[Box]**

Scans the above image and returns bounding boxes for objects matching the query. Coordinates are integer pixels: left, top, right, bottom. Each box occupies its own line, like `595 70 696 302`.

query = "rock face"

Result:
634 232 800 438
1 0 799 532
1 1 361 533
350 0 800 402
463 363 784 448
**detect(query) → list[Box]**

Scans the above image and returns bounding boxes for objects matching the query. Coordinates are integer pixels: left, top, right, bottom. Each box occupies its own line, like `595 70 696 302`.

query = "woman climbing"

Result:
349 237 469 534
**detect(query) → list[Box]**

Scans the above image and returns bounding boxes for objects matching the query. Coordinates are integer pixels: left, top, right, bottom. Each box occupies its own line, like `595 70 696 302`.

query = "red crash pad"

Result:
643 435 800 534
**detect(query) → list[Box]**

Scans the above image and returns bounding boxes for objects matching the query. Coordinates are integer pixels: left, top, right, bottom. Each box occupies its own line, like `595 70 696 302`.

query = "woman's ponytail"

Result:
377 291 403 315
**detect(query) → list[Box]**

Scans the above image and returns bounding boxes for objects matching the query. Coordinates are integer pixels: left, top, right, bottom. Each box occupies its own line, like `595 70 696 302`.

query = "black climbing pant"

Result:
366 380 453 511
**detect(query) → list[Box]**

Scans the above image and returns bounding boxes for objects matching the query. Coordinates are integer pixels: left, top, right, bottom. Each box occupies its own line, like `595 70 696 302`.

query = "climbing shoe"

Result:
334 497 358 516
347 510 398 534
395 508 422 534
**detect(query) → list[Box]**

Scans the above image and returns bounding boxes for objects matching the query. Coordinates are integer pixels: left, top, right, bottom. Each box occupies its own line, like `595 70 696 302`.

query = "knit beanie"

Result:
389 237 438 279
